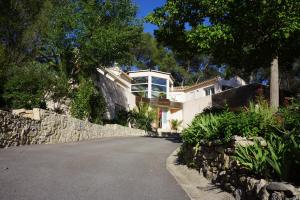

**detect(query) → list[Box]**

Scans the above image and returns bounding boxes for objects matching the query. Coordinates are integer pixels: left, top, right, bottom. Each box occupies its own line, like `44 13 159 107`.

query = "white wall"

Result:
169 91 186 102
182 95 212 127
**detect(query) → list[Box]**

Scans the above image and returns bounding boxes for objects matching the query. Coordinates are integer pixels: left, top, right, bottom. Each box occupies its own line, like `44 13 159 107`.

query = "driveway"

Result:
0 137 189 200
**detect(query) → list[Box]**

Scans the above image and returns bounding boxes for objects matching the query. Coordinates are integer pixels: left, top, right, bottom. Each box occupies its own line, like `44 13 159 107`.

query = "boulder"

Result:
267 182 296 197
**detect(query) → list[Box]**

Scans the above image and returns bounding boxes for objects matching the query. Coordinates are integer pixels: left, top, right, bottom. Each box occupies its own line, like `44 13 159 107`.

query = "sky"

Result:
134 0 166 34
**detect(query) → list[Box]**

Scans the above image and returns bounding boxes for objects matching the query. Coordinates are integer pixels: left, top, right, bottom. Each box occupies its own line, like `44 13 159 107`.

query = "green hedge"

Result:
181 99 300 184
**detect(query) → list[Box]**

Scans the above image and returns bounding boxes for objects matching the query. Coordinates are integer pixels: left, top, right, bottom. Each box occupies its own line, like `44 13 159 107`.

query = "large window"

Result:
131 76 149 97
204 86 215 96
151 76 167 98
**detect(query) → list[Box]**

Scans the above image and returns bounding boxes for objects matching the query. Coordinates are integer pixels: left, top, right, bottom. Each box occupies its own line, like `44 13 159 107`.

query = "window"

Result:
152 77 167 85
204 86 215 96
132 76 148 84
151 76 167 98
131 76 149 97
131 84 148 91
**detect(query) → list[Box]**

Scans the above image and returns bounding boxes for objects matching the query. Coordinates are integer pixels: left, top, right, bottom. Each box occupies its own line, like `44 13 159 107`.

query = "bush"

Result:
182 113 221 145
170 119 183 131
128 103 156 131
181 99 300 184
3 62 53 109
182 98 277 145
70 79 106 124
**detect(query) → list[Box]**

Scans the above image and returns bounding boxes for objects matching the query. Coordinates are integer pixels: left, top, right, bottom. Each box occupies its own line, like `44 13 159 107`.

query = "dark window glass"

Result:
151 91 166 98
132 91 148 98
131 84 148 91
151 84 167 92
152 77 167 86
204 87 215 96
132 76 148 84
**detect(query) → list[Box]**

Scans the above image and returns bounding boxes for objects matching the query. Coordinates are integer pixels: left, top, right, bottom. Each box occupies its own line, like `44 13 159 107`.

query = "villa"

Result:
96 66 246 132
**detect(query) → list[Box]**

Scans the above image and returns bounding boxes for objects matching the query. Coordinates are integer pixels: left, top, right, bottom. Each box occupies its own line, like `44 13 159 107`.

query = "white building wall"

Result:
169 91 186 102
182 95 212 127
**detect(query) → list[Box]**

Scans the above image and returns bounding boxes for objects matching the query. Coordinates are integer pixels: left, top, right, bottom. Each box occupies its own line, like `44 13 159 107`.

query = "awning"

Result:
136 96 182 109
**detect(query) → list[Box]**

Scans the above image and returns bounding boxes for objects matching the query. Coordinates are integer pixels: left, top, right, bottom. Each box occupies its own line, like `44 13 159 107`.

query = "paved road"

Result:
0 137 189 200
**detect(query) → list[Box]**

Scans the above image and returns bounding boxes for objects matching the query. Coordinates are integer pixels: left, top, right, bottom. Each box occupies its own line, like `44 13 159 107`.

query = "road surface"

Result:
0 137 188 200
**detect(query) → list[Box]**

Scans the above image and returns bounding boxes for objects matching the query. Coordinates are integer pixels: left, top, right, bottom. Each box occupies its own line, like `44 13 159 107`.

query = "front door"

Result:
161 108 168 129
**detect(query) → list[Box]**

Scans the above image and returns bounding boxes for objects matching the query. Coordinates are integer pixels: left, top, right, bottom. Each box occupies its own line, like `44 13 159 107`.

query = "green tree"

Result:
147 0 300 108
3 62 55 109
70 79 106 124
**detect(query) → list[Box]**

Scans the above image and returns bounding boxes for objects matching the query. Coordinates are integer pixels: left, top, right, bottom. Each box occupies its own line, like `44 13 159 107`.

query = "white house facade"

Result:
97 67 246 132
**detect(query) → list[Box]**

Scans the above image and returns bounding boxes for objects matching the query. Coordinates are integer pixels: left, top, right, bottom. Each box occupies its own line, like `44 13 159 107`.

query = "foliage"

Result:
70 79 106 124
170 119 183 131
128 103 156 131
147 0 300 77
113 109 130 126
234 140 269 177
182 114 221 145
182 98 277 145
182 98 300 183
3 62 66 109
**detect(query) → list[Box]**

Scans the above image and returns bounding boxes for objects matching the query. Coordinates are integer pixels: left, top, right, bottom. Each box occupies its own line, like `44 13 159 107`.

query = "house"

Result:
96 67 246 131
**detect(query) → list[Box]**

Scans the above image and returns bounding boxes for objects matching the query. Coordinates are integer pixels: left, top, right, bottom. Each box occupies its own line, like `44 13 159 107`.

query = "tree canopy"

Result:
147 0 300 106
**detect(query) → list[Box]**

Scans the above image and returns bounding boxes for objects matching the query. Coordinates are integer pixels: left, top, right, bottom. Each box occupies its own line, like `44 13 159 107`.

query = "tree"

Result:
131 33 220 86
147 0 300 109
3 62 59 109
70 79 106 124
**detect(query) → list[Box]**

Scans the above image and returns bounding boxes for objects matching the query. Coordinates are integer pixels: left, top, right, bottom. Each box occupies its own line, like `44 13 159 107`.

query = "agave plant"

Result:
170 119 183 132
128 102 156 131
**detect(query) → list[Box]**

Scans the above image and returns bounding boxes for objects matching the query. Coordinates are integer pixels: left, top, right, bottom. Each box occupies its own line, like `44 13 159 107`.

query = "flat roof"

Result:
173 76 220 92
127 69 175 82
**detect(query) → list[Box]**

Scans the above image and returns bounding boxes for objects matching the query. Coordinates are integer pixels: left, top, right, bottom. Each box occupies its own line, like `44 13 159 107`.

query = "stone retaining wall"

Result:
180 136 300 200
0 109 146 148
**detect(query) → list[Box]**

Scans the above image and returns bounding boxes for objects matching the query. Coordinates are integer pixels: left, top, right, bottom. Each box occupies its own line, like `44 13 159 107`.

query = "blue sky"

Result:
134 0 166 34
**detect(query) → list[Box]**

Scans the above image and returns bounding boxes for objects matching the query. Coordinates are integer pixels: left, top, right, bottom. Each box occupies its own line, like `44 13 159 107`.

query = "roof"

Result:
127 69 175 82
172 76 220 92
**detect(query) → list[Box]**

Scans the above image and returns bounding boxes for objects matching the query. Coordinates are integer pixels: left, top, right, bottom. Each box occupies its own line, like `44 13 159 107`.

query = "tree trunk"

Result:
270 56 279 110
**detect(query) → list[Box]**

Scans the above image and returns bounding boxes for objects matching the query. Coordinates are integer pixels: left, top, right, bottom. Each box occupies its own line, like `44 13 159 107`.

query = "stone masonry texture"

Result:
0 109 146 148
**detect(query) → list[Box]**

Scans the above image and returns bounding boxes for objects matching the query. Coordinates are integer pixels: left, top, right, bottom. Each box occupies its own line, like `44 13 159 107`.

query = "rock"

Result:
239 176 247 185
269 191 285 200
219 170 226 176
267 182 296 197
246 177 258 192
259 187 270 200
255 179 268 195
234 189 243 200
215 146 225 153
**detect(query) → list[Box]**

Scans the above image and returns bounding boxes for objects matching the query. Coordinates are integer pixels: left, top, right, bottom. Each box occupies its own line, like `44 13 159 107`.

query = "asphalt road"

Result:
0 137 189 200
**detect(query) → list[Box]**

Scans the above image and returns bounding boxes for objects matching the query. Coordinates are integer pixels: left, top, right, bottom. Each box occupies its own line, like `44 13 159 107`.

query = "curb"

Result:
166 147 235 200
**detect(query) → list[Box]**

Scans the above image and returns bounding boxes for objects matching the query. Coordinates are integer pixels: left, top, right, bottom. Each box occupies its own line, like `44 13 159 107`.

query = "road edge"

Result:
166 147 235 200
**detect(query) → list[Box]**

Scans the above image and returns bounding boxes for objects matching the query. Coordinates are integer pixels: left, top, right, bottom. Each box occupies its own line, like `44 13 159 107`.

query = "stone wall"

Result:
0 109 146 148
180 136 300 200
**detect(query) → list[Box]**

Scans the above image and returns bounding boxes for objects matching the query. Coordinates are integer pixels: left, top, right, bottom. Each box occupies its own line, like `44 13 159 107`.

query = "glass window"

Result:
132 91 148 98
151 84 167 92
131 84 148 91
132 76 148 84
204 87 215 96
152 91 167 98
152 77 167 86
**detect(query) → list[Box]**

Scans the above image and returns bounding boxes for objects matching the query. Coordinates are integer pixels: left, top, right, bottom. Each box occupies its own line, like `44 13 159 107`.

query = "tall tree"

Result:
147 0 300 109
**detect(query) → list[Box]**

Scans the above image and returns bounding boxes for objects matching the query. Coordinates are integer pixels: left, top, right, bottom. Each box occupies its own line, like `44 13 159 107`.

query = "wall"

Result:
0 109 146 148
182 95 212 127
180 136 300 200
95 70 136 119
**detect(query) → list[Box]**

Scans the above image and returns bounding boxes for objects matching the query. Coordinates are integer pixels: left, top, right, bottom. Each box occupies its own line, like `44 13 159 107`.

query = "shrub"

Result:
70 79 106 124
3 62 53 109
181 99 300 184
128 102 156 131
170 119 183 131
182 113 221 145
